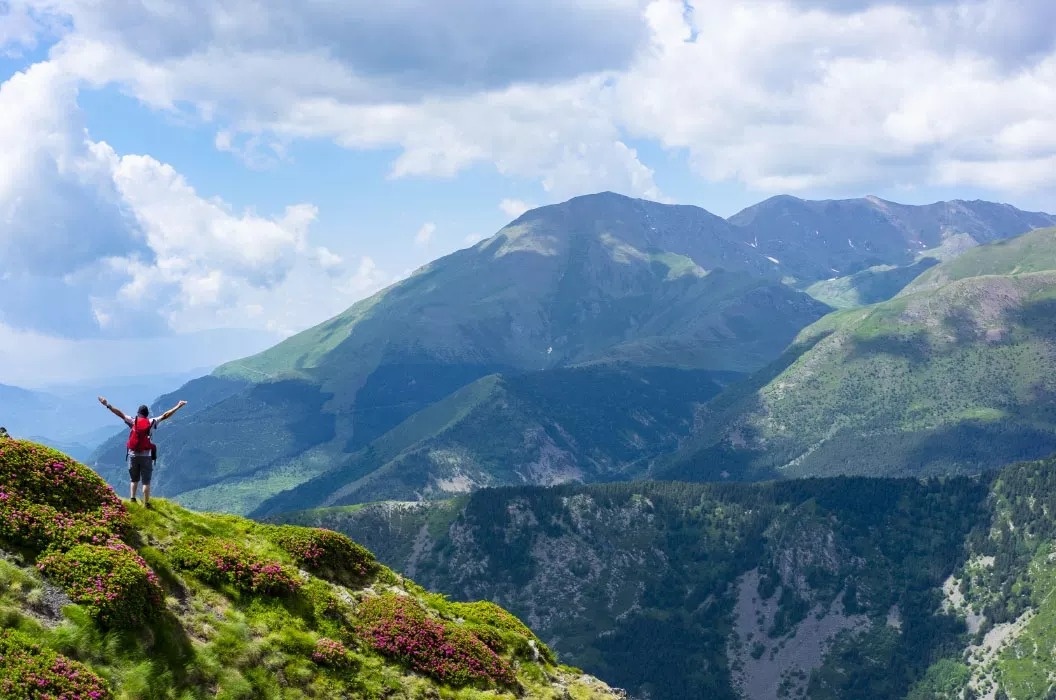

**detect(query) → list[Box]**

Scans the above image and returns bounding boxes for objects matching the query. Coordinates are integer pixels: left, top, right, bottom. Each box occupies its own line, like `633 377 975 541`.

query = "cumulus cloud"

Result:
23 0 1054 203
39 0 650 93
499 198 535 219
3 0 1056 352
0 57 368 339
614 0 1056 196
414 222 436 247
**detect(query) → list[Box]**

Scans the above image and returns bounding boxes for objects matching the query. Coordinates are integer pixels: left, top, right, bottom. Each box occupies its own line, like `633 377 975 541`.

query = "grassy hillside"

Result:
278 455 1056 700
251 365 741 517
902 226 1056 293
0 437 623 699
803 258 939 308
662 228 1056 482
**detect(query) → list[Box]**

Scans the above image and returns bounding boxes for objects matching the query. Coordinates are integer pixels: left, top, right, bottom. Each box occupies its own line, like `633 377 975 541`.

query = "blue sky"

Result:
1 0 1054 387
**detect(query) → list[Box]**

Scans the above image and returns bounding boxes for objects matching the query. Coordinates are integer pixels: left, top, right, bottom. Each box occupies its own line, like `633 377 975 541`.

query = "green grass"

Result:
804 258 939 309
0 439 623 699
904 226 1056 293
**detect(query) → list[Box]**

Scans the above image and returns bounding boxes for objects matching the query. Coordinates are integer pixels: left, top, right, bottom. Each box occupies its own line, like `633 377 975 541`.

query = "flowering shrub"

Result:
269 525 378 584
448 600 556 664
37 541 164 628
0 440 152 629
0 492 129 553
0 628 113 699
356 593 516 689
0 440 130 553
169 536 303 596
311 637 357 669
0 440 123 513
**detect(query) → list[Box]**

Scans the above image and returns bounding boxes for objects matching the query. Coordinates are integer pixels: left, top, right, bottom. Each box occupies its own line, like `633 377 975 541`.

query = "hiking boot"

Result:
130 497 138 504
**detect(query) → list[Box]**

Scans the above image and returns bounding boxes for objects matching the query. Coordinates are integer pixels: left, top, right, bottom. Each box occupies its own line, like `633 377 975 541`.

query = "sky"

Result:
1 0 1054 387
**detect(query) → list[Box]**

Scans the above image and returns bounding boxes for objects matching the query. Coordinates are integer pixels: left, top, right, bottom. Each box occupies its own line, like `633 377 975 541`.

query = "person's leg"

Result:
141 459 153 507
128 458 141 503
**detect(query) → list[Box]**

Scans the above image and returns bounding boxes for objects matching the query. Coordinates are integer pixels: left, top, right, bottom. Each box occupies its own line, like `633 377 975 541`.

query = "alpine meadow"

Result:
4 1 1056 699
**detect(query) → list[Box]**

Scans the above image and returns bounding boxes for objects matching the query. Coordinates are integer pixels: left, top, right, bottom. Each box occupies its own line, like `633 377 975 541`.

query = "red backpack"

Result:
126 416 155 453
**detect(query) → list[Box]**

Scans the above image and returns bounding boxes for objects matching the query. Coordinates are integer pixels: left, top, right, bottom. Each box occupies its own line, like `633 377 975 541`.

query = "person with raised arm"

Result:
98 396 188 507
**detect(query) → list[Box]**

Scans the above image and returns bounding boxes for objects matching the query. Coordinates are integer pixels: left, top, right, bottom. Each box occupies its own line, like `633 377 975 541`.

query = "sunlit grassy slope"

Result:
663 227 1056 482
0 438 622 699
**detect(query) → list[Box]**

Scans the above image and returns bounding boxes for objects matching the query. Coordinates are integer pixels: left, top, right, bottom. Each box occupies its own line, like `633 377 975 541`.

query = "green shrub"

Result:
0 628 113 699
269 525 377 585
311 638 357 669
356 593 516 689
0 440 129 554
0 440 122 513
37 540 164 628
169 536 303 596
446 600 556 664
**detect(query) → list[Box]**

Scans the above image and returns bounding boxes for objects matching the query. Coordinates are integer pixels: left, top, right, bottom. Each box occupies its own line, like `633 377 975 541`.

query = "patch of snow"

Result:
847 239 856 248
766 256 781 264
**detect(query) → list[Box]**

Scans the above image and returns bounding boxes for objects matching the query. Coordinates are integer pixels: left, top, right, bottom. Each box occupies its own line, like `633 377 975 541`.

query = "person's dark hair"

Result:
138 405 150 417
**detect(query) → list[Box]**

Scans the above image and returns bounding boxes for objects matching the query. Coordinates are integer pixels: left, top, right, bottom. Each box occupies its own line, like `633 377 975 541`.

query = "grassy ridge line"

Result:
0 438 624 699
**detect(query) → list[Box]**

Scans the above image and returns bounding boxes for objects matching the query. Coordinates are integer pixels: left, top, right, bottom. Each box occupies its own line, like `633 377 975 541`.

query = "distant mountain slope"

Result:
271 473 992 700
250 365 741 517
730 195 1056 283
89 193 1056 514
0 370 207 456
90 192 829 511
662 226 1056 482
276 454 1056 700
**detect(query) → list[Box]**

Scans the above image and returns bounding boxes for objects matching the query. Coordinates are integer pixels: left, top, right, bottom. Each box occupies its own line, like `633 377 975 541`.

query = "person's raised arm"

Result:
155 400 188 423
98 396 130 422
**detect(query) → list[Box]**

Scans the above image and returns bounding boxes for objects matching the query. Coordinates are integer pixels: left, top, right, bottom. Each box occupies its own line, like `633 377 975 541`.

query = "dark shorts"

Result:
129 455 154 485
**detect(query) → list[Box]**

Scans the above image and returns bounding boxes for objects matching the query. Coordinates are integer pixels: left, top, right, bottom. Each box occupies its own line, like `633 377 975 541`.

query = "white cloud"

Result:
1 0 1056 364
0 58 377 340
337 256 388 296
414 222 436 247
498 198 534 219
613 0 1056 195
28 0 1056 201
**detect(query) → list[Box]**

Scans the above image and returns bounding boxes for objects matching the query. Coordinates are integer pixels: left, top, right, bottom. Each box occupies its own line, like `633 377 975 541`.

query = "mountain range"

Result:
86 192 1056 515
38 188 1056 699
0 370 209 460
662 225 1056 483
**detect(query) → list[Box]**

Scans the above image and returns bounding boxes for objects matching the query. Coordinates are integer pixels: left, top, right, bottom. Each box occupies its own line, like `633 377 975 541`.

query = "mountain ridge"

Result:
87 192 1056 515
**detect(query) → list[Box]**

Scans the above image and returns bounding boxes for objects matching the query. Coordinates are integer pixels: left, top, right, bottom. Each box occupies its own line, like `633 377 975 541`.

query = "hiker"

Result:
98 396 187 506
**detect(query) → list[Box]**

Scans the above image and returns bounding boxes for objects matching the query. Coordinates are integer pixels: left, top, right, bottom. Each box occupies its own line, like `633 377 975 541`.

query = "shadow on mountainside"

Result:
653 330 834 483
